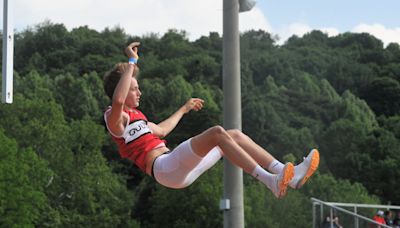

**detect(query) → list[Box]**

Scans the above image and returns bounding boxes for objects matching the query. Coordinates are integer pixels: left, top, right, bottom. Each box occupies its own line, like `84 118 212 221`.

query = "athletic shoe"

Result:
289 149 320 189
271 162 294 198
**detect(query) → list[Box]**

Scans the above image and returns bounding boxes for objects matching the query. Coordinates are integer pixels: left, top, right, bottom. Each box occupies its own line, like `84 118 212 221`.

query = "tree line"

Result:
1 21 399 227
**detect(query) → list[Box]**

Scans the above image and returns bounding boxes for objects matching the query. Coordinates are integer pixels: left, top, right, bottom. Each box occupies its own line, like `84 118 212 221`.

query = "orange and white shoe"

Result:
289 149 320 189
271 162 294 198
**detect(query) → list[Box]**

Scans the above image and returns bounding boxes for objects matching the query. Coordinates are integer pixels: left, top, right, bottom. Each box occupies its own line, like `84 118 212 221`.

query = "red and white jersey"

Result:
104 107 166 172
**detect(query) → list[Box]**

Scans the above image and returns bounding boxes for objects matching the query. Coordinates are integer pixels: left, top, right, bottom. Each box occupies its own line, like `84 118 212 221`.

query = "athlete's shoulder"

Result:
134 108 148 120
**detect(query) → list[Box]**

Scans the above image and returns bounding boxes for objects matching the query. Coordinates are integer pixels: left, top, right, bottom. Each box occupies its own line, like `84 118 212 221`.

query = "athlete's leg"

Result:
227 129 277 170
191 126 294 198
153 140 222 189
226 129 319 189
191 126 256 172
184 146 222 185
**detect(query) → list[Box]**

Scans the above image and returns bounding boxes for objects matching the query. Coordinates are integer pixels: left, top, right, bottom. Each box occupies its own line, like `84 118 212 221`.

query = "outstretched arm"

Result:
149 98 204 138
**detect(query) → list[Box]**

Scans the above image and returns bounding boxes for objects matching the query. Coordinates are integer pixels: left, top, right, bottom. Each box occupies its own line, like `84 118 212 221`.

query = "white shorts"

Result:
153 138 222 189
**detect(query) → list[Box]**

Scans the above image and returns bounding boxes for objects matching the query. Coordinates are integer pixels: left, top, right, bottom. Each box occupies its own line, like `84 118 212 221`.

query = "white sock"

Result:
268 159 285 174
251 165 275 190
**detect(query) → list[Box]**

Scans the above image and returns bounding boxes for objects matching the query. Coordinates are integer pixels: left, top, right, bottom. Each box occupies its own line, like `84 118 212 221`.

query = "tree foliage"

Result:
1 21 399 227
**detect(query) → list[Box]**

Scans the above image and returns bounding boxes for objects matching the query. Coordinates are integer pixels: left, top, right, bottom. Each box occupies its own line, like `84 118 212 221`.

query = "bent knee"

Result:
208 125 230 140
227 129 246 142
209 125 225 134
227 129 241 140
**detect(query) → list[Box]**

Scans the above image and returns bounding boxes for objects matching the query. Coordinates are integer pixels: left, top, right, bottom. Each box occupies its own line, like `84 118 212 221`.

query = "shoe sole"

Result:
278 163 294 198
296 149 320 189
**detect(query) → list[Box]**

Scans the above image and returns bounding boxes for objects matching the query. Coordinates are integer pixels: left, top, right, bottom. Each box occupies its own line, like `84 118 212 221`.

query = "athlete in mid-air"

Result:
103 42 319 198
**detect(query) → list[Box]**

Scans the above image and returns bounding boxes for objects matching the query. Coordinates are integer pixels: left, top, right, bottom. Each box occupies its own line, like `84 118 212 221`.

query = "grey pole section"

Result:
2 0 14 104
222 0 244 227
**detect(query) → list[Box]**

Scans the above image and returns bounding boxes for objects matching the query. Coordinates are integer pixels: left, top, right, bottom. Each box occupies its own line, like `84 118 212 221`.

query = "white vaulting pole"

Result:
2 0 14 104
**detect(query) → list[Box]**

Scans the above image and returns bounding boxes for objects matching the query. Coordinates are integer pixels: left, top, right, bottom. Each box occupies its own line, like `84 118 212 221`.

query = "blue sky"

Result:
1 0 400 46
256 0 400 45
260 0 400 31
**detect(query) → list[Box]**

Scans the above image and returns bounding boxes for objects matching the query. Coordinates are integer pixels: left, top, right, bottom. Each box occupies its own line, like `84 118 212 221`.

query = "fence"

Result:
311 197 400 228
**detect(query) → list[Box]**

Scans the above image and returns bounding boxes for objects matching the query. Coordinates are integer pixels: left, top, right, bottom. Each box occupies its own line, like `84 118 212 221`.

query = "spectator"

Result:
372 210 387 228
384 210 394 227
322 211 343 228
393 210 400 228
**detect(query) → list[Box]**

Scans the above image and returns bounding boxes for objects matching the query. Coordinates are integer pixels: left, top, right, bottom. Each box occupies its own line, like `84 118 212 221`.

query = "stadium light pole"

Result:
2 0 14 104
221 0 255 227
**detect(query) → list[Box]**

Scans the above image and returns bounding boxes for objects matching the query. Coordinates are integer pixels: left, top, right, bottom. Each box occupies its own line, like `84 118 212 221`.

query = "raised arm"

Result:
106 42 140 135
149 98 204 138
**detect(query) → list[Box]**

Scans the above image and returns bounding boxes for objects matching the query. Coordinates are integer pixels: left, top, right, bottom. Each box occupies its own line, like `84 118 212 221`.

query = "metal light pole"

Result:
221 0 255 227
222 0 243 227
2 0 14 104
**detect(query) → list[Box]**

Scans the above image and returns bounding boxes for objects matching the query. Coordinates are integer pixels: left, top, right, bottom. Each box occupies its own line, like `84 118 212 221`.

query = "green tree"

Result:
56 120 138 227
134 165 223 228
5 22 400 225
159 29 192 60
53 73 101 120
244 172 379 228
361 77 400 116
0 129 53 227
379 115 400 139
325 58 376 95
15 21 77 75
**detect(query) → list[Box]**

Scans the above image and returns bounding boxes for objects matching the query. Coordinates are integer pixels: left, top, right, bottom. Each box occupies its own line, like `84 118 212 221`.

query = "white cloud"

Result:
239 7 272 34
272 22 400 47
5 0 270 41
319 27 340 37
352 23 400 46
2 0 398 47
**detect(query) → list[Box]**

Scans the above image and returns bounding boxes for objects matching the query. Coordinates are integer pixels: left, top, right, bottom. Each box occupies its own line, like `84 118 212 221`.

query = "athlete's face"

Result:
126 77 141 108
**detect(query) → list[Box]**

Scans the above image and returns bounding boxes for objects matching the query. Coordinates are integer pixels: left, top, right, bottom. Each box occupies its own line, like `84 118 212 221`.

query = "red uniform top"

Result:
373 215 386 225
104 107 166 172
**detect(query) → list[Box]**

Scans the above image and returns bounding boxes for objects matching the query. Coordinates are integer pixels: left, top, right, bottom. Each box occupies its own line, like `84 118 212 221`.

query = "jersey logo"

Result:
123 119 151 144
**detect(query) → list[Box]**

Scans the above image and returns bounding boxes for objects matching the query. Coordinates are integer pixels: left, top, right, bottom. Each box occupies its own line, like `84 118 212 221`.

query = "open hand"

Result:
183 98 204 113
